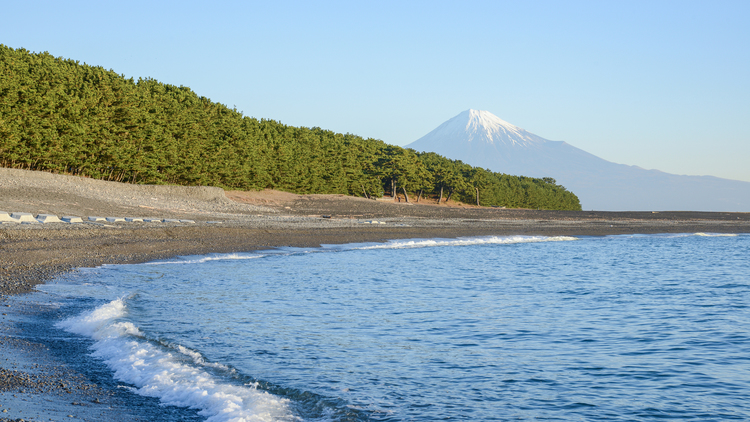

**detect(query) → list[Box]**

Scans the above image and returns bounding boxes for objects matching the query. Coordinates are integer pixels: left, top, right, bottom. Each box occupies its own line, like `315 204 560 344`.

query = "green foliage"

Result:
0 45 581 210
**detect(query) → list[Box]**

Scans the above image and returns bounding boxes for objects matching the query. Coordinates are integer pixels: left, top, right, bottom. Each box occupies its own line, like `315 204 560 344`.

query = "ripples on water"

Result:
42 233 750 421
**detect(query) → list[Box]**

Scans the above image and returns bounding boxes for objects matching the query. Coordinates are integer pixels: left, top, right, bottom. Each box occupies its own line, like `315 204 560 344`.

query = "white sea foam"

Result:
65 234 744 274
610 233 743 240
146 253 262 265
136 236 578 266
350 235 577 250
56 299 298 422
693 232 738 237
175 344 233 372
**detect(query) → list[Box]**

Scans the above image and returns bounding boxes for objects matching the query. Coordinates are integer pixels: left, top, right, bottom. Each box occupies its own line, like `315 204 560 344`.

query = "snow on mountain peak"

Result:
462 109 539 147
406 109 548 160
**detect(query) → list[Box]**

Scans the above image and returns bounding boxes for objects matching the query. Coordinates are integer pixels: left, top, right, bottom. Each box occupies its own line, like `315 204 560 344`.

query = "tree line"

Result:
0 45 581 210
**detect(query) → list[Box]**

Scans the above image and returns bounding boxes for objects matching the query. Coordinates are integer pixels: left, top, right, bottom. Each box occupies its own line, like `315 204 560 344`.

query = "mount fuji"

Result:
406 110 750 211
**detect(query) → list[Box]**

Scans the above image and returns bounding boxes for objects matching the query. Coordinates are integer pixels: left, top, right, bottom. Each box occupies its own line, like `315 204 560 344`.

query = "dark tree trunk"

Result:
402 186 409 203
438 186 443 203
476 187 479 206
446 188 454 203
416 190 422 203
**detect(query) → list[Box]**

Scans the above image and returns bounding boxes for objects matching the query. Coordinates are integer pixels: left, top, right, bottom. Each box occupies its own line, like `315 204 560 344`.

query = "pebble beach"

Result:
2 167 750 421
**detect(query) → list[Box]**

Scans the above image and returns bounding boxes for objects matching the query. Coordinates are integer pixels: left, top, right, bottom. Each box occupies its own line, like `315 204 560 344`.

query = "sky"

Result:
3 0 749 182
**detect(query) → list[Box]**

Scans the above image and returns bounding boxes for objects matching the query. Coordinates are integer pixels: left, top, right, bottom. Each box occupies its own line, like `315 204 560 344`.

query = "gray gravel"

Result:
2 168 750 421
0 167 274 221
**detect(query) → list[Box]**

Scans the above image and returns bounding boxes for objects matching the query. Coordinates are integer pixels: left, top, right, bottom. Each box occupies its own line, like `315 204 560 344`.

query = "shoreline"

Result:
4 214 750 297
2 168 750 420
2 221 750 421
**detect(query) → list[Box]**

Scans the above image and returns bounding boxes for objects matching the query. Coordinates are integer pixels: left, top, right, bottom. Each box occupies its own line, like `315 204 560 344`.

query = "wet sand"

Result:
2 168 750 421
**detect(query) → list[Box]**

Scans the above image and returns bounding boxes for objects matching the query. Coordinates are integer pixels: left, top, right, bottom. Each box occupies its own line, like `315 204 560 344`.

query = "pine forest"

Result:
0 45 581 210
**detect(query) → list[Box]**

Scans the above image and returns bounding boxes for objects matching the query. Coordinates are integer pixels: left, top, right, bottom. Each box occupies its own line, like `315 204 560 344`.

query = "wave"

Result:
131 236 579 266
692 232 739 237
135 234 741 267
145 253 263 266
609 232 743 240
346 235 578 250
56 299 299 422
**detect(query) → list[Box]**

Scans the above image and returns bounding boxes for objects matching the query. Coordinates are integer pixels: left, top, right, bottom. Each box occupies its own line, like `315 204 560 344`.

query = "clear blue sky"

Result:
4 0 749 182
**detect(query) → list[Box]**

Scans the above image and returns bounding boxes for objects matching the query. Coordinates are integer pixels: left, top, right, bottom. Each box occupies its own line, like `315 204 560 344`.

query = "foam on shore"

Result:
342 235 578 250
56 298 299 422
608 232 743 239
145 253 264 265
693 232 739 237
136 236 579 266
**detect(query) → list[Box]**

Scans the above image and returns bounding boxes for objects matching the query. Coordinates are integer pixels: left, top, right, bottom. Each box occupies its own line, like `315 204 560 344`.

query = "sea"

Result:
25 233 750 421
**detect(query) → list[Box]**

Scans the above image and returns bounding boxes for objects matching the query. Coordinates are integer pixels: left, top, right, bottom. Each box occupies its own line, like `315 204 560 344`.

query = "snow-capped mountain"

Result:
417 109 543 148
406 109 750 211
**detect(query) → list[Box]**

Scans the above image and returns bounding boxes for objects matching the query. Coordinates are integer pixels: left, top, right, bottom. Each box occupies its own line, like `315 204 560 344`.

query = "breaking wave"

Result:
346 235 578 250
146 253 263 265
692 232 739 237
56 299 299 422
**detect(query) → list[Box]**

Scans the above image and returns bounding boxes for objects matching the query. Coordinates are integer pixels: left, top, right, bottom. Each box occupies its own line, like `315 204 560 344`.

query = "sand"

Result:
1 168 749 421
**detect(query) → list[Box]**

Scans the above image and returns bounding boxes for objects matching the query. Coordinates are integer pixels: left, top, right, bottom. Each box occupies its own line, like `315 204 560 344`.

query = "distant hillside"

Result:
408 110 750 211
0 45 581 210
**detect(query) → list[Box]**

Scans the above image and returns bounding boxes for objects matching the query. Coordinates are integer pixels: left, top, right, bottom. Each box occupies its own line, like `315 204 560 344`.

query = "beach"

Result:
2 168 750 421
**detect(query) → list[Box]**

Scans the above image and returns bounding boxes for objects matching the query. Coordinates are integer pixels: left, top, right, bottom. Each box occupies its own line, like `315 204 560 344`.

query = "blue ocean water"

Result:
39 233 750 421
